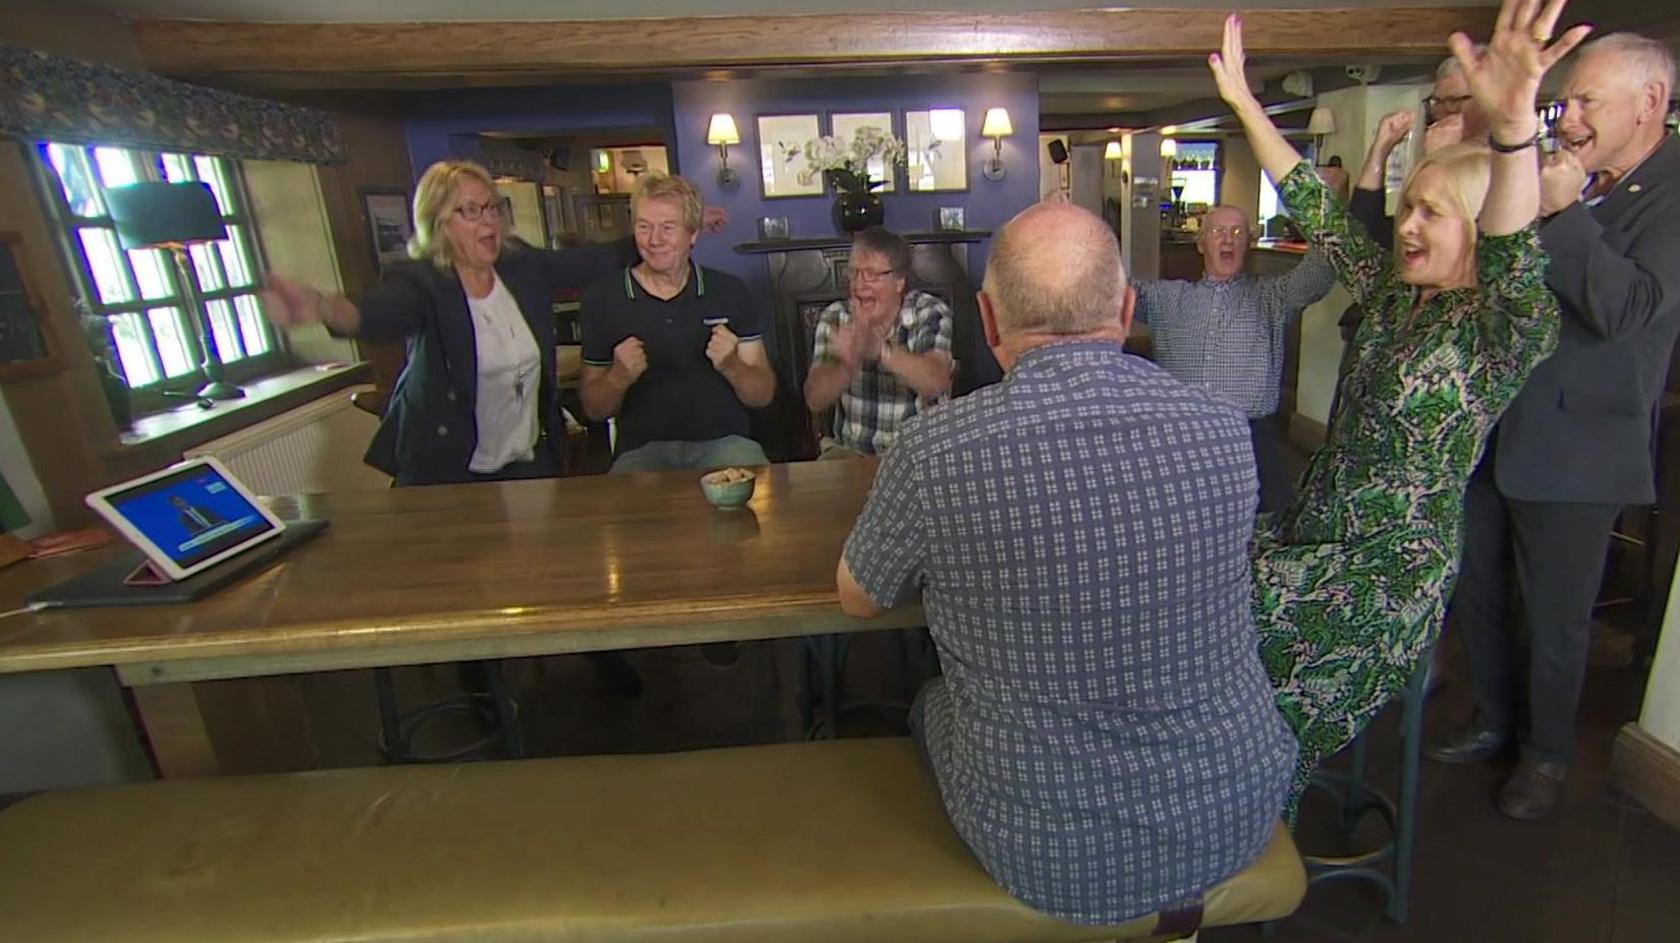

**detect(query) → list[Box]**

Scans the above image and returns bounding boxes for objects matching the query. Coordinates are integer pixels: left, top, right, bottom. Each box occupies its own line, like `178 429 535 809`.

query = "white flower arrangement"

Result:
796 126 908 194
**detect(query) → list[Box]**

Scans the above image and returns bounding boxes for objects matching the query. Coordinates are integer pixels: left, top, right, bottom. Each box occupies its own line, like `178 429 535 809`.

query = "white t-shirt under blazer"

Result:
466 275 542 474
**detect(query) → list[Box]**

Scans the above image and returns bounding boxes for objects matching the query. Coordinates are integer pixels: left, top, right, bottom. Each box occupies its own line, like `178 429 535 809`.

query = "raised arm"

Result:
1260 249 1335 324
1358 110 1415 194
1455 0 1591 236
261 269 432 341
534 237 637 294
1206 15 1306 186
1209 16 1390 305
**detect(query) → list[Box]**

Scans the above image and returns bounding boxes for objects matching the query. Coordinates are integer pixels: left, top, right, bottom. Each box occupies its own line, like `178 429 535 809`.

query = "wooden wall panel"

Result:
132 7 1498 83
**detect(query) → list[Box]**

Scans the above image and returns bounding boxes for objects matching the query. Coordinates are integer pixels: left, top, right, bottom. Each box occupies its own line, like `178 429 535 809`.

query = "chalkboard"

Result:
0 233 57 378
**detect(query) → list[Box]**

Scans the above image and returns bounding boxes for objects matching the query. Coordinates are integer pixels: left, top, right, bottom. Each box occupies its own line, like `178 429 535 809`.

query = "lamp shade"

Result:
1159 137 1178 158
1104 141 1123 160
980 107 1013 139
706 113 740 146
1306 106 1337 136
105 181 226 249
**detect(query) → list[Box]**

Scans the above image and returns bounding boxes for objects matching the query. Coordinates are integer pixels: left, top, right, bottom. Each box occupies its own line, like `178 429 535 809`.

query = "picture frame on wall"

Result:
935 207 966 232
756 113 824 199
827 111 897 193
758 216 791 241
903 108 968 192
359 188 414 274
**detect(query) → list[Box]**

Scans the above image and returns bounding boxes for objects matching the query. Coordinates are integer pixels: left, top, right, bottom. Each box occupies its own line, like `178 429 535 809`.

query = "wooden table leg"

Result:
129 677 319 778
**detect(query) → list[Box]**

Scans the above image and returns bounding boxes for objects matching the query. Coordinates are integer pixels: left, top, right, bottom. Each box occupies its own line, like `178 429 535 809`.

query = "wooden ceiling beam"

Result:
130 7 1497 82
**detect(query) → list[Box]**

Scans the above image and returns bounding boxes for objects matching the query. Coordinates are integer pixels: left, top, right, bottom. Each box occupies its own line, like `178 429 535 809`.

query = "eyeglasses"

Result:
850 266 898 283
1423 94 1474 117
453 199 509 222
1205 226 1249 239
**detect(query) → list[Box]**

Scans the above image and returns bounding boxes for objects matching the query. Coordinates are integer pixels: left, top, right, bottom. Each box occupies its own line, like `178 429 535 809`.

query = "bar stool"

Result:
373 660 524 764
1268 657 1431 931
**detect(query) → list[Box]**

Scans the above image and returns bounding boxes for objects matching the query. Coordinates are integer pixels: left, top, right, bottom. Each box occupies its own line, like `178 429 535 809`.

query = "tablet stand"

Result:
123 560 174 586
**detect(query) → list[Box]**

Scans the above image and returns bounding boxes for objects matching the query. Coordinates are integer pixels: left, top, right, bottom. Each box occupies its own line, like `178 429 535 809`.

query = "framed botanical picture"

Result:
936 206 966 231
756 113 824 199
758 216 790 241
359 188 414 273
827 111 897 193
904 108 968 192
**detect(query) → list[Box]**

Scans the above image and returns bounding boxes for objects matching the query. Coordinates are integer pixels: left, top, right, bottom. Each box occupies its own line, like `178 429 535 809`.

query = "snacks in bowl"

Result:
700 467 757 509
703 467 756 486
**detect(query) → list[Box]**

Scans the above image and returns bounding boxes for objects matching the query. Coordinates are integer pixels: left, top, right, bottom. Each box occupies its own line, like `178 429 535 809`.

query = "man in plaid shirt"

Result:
1134 204 1333 511
805 228 953 456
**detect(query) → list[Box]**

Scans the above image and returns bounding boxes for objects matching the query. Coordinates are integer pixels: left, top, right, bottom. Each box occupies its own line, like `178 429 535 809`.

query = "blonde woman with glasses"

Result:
263 160 669 485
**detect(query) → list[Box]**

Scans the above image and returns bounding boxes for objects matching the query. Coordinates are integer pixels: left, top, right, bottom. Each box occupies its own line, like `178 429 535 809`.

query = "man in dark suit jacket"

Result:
1430 33 1680 821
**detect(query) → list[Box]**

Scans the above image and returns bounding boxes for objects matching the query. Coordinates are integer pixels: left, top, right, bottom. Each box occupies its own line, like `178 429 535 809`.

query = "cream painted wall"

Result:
1291 82 1429 428
1221 135 1261 224
243 160 359 366
1642 566 1680 751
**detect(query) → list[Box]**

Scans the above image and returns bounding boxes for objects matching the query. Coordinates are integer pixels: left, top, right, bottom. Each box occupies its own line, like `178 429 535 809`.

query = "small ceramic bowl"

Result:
700 468 757 509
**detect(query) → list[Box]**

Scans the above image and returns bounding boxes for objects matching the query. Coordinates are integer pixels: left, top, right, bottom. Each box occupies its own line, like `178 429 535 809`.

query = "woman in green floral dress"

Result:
1208 1 1592 813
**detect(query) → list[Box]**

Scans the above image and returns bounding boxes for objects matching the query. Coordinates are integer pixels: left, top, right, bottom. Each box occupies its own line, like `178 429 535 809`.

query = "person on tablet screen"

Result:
170 495 224 538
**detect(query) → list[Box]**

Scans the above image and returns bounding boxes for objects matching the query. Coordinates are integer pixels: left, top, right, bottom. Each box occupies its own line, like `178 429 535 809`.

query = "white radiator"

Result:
184 384 392 496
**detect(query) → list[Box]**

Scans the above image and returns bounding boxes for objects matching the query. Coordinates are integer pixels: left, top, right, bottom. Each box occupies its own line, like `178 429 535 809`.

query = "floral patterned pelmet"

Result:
0 44 346 165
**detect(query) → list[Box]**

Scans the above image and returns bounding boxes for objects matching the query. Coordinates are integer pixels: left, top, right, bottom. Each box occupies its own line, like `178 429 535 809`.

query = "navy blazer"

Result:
1497 136 1680 504
356 242 630 484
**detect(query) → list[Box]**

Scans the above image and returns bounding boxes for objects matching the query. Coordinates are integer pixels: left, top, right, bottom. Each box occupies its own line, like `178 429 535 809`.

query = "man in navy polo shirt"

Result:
580 173 775 472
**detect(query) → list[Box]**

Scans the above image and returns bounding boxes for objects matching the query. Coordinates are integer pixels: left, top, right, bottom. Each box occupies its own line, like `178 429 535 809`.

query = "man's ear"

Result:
978 290 1002 349
1118 284 1135 337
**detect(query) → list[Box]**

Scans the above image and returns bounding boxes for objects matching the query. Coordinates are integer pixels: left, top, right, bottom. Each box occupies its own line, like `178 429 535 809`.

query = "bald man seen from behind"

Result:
835 201 1296 926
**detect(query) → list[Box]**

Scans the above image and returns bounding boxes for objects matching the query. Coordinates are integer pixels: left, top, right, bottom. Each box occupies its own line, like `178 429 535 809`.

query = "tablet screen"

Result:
102 462 278 570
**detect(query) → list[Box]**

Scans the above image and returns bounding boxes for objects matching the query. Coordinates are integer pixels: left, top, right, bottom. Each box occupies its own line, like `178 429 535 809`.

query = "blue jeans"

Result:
609 436 768 474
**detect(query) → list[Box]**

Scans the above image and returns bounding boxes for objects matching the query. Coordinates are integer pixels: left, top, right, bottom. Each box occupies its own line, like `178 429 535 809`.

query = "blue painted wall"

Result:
670 73 1040 297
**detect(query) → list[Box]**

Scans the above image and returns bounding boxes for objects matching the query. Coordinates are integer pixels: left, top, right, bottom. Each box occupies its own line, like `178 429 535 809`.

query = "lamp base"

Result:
982 159 1007 181
197 380 246 401
717 167 740 191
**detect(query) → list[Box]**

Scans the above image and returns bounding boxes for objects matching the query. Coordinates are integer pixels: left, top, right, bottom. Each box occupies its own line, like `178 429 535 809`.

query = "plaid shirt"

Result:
843 341 1296 924
1134 251 1333 418
811 289 952 454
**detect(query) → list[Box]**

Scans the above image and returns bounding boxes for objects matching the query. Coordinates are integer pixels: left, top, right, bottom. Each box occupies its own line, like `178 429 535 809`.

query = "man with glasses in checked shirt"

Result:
804 227 954 458
1132 205 1333 511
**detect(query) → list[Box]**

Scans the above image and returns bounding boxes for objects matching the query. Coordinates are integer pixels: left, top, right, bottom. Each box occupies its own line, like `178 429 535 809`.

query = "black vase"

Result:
97 359 132 431
832 191 884 234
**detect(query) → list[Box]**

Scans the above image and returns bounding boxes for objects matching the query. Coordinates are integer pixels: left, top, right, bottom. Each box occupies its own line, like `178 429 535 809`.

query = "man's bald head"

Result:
982 201 1129 338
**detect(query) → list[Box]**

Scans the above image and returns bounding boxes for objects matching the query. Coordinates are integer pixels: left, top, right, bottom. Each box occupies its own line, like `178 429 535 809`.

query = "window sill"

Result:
112 362 371 458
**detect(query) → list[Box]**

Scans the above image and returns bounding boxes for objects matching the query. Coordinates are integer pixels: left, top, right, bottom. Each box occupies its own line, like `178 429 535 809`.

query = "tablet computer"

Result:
84 457 286 582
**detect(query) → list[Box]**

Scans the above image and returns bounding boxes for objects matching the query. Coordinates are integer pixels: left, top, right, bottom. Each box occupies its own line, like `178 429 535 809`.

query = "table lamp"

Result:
106 181 244 401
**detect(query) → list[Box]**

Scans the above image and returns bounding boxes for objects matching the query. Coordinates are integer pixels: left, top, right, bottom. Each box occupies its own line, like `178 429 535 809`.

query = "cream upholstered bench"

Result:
0 738 1304 943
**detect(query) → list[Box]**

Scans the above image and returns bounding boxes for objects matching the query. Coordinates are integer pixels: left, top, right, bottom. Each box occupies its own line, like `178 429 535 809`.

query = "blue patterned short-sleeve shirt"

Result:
844 340 1296 925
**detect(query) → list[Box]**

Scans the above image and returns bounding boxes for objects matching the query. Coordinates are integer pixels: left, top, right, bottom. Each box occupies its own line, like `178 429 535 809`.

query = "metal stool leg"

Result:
373 667 410 764
1388 661 1429 923
481 659 524 760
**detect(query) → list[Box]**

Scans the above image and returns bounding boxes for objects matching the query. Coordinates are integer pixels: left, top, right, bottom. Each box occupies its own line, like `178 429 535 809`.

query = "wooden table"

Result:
0 460 919 776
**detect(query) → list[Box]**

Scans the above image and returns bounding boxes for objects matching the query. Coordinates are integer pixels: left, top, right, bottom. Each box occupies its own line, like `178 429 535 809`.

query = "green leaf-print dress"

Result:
1255 163 1560 817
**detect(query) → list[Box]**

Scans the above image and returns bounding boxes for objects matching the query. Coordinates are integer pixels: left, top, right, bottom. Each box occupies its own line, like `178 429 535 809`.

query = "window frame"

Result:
30 142 289 416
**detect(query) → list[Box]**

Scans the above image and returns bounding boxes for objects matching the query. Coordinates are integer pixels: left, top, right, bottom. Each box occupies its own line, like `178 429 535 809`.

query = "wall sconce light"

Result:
1103 140 1122 160
592 149 612 175
1306 106 1337 164
706 113 741 190
980 107 1014 181
1159 137 1178 159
